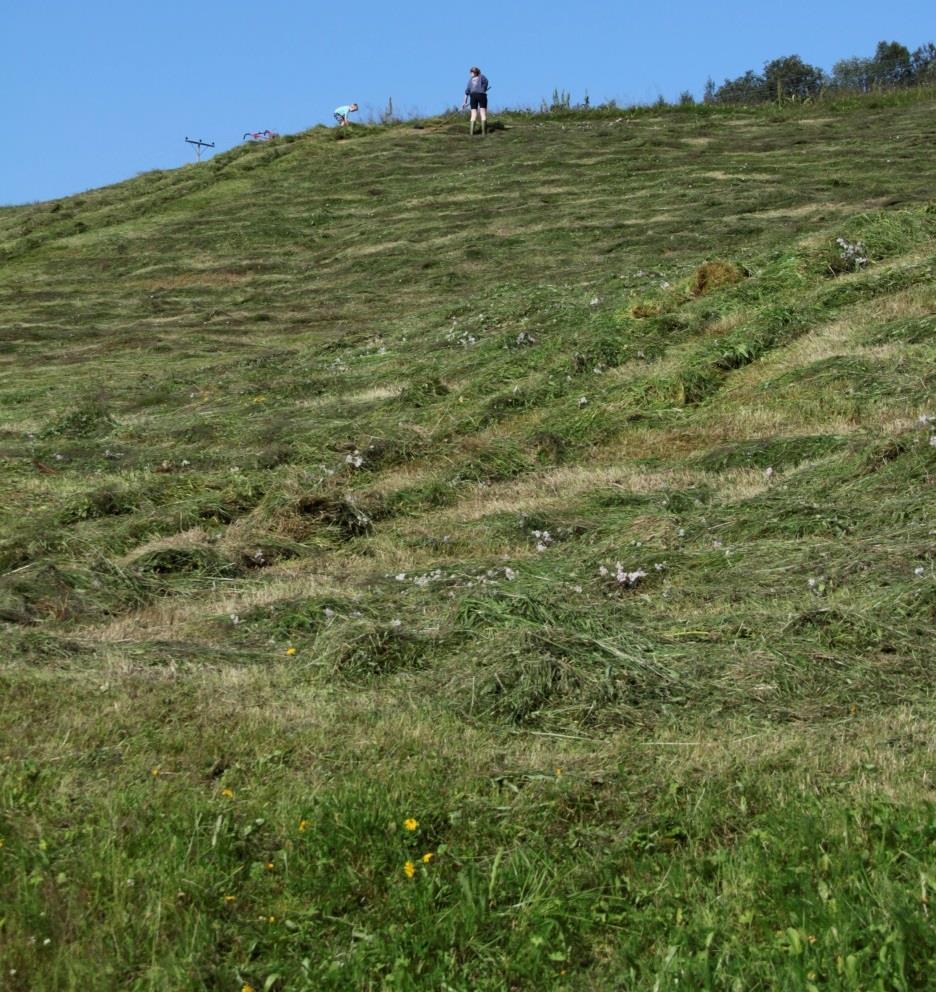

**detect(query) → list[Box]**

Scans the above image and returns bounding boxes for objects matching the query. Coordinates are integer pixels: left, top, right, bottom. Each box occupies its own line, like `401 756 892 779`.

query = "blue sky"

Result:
2 1 932 205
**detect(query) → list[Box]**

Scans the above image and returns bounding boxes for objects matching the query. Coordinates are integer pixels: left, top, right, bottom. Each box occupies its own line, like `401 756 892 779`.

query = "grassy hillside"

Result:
1 93 934 991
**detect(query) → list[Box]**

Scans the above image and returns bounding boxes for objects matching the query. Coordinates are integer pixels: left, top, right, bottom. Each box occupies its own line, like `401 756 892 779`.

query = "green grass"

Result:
1 91 934 991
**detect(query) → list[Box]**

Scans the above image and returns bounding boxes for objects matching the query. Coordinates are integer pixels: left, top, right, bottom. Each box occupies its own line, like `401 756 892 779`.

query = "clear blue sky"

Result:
2 1 932 205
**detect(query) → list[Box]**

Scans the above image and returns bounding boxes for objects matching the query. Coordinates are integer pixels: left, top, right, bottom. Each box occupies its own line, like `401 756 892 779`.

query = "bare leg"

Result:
480 107 487 135
469 108 477 135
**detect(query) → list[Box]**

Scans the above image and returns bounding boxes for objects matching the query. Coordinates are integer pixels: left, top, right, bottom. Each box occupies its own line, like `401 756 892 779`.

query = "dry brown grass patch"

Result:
120 527 212 565
630 300 665 318
702 311 750 337
689 260 747 297
754 202 839 219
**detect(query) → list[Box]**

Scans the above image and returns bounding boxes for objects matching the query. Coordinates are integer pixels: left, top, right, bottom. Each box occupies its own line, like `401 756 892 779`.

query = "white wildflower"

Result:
914 566 925 577
578 396 589 407
835 237 868 270
764 466 773 478
615 566 647 588
598 565 609 577
390 619 402 628
395 573 407 582
345 451 364 469
324 607 335 618
589 296 600 306
504 567 517 581
229 613 240 625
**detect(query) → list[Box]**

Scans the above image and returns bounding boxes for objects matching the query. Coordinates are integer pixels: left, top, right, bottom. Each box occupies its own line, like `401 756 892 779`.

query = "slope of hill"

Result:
1 94 934 990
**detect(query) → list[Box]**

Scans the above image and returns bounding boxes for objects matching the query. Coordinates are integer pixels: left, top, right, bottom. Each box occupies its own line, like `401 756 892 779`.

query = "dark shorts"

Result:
334 112 346 123
469 93 488 110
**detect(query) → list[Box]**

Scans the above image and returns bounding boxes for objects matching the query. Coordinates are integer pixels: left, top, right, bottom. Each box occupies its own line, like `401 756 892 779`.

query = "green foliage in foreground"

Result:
0 92 934 990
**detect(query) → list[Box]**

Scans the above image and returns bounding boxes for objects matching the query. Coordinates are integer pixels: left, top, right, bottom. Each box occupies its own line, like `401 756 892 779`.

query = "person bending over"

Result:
334 103 359 127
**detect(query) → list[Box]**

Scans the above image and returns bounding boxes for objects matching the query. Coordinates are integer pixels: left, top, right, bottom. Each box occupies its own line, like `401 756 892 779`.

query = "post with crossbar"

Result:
185 137 216 162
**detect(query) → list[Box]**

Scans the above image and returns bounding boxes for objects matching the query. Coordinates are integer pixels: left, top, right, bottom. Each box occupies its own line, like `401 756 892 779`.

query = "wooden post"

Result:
185 137 216 162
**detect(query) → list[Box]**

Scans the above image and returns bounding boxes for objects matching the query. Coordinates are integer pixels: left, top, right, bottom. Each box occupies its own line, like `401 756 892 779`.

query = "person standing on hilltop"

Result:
463 67 490 136
333 103 359 127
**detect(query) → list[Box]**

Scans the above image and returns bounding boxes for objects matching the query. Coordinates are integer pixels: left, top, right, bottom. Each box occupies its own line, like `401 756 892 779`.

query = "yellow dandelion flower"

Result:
421 852 434 863
151 767 160 777
555 767 562 777
299 819 309 832
285 646 297 656
267 915 276 923
403 860 416 879
403 818 418 831
221 787 235 798
224 895 237 904
265 862 275 871
242 985 255 992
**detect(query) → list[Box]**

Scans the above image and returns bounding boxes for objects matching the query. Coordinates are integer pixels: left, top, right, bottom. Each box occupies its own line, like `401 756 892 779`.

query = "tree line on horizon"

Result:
700 39 935 105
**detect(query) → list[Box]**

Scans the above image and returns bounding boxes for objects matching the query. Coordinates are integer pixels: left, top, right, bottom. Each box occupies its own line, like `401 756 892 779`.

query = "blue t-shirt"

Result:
334 105 354 117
